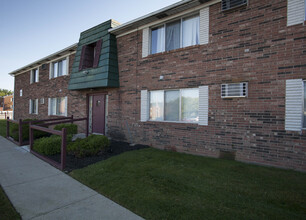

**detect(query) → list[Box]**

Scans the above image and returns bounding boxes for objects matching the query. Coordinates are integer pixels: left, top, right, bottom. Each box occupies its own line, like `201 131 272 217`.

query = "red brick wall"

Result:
111 0 306 171
14 54 89 132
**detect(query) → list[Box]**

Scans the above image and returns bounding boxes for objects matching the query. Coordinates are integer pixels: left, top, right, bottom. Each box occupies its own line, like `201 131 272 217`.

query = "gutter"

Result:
8 43 78 76
109 0 194 34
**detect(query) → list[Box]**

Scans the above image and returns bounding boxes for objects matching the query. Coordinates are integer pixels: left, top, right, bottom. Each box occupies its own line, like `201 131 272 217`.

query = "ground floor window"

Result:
48 97 67 116
29 99 38 114
149 88 199 122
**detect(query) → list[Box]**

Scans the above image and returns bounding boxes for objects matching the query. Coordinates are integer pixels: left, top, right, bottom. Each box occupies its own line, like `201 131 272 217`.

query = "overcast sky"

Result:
0 0 178 91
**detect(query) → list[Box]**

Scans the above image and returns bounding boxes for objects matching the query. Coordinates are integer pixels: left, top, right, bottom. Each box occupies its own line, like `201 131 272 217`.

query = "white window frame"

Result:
30 68 39 84
150 14 200 55
48 97 68 116
49 56 69 79
142 6 209 58
29 99 38 114
149 88 199 123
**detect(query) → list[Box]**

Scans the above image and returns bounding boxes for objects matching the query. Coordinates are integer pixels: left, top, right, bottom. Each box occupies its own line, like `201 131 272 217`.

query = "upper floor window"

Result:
151 15 199 55
79 40 102 71
50 58 68 78
30 68 39 84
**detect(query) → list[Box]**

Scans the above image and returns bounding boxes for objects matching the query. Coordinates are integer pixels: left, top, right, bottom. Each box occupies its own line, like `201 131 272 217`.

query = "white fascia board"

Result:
9 43 78 77
110 0 220 38
109 0 194 34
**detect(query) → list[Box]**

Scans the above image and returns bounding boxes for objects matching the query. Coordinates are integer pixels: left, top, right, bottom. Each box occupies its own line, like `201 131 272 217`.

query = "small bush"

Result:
33 134 73 156
54 123 78 135
33 135 61 155
68 135 109 158
10 119 50 141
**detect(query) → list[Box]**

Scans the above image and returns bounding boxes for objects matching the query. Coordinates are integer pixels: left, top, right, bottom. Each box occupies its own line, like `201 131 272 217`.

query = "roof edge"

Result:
9 43 78 76
109 0 194 34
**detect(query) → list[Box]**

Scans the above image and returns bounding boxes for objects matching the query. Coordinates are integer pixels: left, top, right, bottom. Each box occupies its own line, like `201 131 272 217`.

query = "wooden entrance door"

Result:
92 94 105 134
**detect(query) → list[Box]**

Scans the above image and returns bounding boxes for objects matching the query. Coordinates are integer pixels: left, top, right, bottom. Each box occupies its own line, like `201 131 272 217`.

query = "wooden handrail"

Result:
6 115 88 150
29 124 67 170
42 117 87 127
30 124 63 136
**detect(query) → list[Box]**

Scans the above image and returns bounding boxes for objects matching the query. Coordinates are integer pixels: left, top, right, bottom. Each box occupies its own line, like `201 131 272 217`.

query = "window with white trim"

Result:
30 68 39 84
50 58 68 78
29 99 38 114
150 15 199 55
149 88 199 122
48 97 67 116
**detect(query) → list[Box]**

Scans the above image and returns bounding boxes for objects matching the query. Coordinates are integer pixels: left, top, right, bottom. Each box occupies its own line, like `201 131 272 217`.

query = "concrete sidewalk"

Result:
0 136 143 220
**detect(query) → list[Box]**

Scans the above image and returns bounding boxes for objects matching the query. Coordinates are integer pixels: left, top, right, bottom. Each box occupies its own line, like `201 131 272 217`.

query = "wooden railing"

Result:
29 125 67 170
29 116 88 170
6 116 73 146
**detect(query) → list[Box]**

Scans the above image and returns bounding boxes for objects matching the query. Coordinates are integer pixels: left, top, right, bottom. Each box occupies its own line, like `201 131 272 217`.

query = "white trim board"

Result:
114 0 220 38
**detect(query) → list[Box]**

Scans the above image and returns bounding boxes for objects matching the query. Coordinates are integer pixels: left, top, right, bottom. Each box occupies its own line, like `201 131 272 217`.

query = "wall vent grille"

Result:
221 82 248 98
221 0 247 11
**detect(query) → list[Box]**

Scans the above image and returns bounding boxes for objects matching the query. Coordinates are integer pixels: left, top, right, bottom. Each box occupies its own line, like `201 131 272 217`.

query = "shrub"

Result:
10 119 50 142
54 123 78 135
68 135 110 158
33 134 73 156
33 135 61 155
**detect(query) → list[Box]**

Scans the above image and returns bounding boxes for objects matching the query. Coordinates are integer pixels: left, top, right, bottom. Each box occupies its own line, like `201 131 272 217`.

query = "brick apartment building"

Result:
0 95 13 111
9 0 306 171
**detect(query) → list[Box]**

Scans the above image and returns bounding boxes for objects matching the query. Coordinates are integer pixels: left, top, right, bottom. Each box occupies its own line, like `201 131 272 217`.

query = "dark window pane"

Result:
165 90 179 121
166 20 180 51
58 60 63 76
80 42 96 70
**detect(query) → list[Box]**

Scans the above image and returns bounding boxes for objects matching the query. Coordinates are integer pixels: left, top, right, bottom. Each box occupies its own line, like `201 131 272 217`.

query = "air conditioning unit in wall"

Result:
221 0 248 11
221 82 248 98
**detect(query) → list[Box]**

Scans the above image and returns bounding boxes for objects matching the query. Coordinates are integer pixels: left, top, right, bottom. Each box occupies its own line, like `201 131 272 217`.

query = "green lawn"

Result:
0 185 20 220
0 120 6 137
70 148 306 220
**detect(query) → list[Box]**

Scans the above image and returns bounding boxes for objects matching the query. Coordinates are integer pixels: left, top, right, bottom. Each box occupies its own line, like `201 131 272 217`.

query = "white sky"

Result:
0 0 178 91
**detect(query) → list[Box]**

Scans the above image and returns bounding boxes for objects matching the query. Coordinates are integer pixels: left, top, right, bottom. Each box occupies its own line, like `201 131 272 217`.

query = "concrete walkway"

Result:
0 136 143 220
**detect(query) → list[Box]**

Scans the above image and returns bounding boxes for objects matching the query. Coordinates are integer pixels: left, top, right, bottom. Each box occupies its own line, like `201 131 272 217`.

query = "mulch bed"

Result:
46 140 149 172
